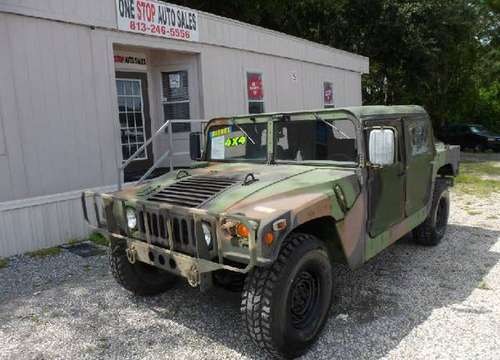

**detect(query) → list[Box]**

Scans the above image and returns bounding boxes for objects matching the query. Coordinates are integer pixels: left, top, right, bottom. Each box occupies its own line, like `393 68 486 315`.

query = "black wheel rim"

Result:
289 270 320 329
436 197 448 236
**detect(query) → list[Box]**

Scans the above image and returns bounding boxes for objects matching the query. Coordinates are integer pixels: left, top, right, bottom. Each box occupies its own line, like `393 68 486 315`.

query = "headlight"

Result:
201 222 212 246
126 208 137 230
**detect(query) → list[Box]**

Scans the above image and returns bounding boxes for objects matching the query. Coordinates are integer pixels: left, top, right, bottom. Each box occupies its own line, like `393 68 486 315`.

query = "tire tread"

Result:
109 238 175 296
241 233 316 358
413 178 449 246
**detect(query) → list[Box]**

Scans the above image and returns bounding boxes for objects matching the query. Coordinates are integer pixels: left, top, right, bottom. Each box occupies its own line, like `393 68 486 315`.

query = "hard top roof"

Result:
308 105 427 120
212 105 427 123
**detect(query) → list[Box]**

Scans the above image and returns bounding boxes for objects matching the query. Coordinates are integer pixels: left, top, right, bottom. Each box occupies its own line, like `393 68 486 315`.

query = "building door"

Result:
116 72 153 180
161 69 193 166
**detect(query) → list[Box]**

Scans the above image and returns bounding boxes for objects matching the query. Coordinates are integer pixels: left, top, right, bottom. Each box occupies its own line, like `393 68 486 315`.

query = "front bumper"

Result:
81 191 260 290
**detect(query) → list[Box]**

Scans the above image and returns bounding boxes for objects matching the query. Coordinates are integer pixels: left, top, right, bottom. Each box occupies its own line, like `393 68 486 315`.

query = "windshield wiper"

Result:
231 118 256 144
313 113 349 139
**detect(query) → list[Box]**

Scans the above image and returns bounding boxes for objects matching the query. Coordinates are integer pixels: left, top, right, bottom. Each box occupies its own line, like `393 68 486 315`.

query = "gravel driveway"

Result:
1 163 500 359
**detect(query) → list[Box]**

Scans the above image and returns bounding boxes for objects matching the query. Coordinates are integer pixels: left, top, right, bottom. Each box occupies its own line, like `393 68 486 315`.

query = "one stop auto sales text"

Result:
116 0 198 41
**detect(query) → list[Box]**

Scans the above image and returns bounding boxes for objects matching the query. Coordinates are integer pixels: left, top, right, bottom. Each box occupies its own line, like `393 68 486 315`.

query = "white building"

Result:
0 0 369 257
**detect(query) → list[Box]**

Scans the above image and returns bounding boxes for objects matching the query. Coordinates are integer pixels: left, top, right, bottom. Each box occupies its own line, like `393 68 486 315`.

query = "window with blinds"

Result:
161 71 191 133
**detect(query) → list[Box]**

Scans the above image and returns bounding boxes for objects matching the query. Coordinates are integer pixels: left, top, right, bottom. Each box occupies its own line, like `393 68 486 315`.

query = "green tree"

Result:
169 0 499 130
472 0 500 131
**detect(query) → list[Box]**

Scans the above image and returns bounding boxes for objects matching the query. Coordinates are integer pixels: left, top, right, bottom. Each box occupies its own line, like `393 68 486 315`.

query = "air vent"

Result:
147 176 238 207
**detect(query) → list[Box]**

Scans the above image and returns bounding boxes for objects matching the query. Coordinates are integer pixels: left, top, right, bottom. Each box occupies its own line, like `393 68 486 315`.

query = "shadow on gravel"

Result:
0 223 498 359
135 224 500 359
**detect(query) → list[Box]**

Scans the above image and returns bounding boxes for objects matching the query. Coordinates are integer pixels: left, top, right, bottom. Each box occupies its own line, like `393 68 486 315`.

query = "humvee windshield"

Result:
205 118 357 163
275 119 357 163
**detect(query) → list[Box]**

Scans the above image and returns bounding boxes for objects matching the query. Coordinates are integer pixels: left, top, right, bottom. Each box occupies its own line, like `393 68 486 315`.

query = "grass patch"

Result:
455 161 500 196
0 258 8 269
67 238 82 245
89 232 110 247
26 246 62 258
30 315 41 323
477 280 492 291
460 161 500 176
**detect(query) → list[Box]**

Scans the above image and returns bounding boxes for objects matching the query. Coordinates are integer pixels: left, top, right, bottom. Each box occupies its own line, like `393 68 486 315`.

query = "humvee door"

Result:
366 118 406 237
403 116 434 216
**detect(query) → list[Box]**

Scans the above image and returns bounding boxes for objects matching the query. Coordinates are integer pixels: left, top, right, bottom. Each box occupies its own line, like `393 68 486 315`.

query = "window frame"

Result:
407 118 431 156
273 117 359 166
161 70 191 133
245 70 266 114
116 77 148 162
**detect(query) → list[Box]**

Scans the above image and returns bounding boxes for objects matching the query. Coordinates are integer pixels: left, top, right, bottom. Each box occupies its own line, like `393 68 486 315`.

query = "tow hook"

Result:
126 246 137 264
187 265 200 288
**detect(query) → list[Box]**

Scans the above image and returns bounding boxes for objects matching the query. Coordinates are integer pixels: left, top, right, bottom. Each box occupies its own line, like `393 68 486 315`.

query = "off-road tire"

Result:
241 233 333 359
110 237 177 296
413 178 450 246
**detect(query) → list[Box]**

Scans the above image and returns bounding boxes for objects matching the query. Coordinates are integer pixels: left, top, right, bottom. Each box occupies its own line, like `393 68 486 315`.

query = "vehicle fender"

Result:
259 188 367 269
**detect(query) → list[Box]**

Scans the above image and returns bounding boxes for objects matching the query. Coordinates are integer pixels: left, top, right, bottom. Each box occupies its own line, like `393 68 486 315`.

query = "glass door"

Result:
116 72 153 180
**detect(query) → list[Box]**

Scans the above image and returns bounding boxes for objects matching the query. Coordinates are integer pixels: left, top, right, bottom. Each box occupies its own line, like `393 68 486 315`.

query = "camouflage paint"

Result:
83 106 460 278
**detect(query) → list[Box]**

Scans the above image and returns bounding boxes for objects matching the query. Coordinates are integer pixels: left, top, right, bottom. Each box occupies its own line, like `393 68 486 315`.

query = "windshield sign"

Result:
207 123 267 161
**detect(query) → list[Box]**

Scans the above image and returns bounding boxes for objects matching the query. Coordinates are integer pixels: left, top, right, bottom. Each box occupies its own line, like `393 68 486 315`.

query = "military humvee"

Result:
82 106 459 359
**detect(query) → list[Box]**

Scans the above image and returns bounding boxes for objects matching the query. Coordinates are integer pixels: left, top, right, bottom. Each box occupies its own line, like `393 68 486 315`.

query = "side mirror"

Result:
189 132 202 161
368 128 395 166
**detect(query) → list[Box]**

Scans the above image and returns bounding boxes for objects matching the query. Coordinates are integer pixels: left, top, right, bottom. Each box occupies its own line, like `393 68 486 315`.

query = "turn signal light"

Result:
236 223 250 238
272 219 288 231
264 232 274 246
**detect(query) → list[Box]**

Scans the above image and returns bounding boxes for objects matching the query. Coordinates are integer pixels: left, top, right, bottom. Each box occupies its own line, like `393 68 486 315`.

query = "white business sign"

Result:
115 0 199 42
114 51 148 70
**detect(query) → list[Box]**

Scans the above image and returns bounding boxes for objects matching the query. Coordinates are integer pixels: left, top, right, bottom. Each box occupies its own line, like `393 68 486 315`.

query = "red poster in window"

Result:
247 73 264 100
324 82 334 105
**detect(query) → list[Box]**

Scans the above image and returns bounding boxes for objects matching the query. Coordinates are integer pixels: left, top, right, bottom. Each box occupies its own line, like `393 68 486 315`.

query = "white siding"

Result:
0 185 116 257
199 46 360 117
0 13 119 202
0 4 368 257
0 0 369 74
0 0 116 28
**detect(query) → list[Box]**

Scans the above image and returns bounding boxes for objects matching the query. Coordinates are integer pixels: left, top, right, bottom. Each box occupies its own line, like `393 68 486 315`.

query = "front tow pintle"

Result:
187 265 200 287
126 246 137 264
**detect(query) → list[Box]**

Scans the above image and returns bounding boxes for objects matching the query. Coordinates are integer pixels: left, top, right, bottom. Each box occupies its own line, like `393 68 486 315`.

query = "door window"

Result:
408 119 430 155
116 79 147 161
162 71 191 132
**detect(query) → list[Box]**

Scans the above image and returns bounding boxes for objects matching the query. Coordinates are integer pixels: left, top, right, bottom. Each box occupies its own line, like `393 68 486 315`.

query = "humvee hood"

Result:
122 162 359 220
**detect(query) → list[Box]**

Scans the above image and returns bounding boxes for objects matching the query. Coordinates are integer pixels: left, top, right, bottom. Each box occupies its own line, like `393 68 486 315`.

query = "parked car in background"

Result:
438 124 500 152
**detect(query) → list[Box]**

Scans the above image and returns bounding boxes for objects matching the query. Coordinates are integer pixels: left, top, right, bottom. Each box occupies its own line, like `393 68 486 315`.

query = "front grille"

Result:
137 210 197 254
147 176 238 207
